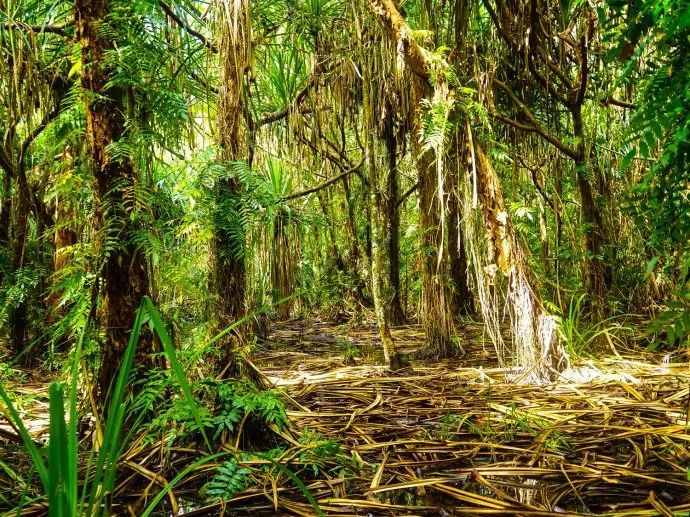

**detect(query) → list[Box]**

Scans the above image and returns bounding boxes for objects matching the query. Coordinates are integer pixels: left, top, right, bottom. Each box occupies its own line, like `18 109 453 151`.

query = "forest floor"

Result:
3 320 690 516
227 319 690 516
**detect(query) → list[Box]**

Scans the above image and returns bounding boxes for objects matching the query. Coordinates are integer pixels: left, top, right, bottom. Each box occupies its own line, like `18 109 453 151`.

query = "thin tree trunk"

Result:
383 104 406 324
362 84 402 370
317 191 347 275
271 213 294 319
211 0 250 359
342 175 370 305
447 166 474 315
572 106 606 318
411 78 457 358
76 0 152 401
8 169 30 360
0 174 11 247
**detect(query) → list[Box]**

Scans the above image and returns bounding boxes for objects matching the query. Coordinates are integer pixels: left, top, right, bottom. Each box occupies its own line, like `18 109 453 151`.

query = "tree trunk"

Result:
572 106 606 318
76 0 152 401
368 0 457 357
317 191 347 275
271 212 294 319
411 78 458 358
0 174 10 247
448 159 474 316
341 175 370 305
8 170 30 360
383 103 406 324
447 130 474 316
362 84 402 370
211 0 250 359
370 0 566 377
474 144 568 382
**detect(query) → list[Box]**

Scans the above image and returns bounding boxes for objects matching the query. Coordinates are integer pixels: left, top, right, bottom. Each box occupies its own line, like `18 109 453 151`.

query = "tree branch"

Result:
158 1 217 53
491 78 579 160
0 146 14 177
518 156 555 210
482 0 570 106
573 31 589 107
1 21 72 37
283 158 364 201
19 100 63 171
369 0 431 81
397 181 419 207
256 76 318 128
599 96 634 109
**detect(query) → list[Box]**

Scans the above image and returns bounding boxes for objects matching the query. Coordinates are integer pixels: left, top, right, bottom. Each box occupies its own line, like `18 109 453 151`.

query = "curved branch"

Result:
283 158 364 200
491 78 579 160
599 96 633 109
396 181 419 207
158 1 217 53
257 76 317 128
19 101 63 170
369 0 431 81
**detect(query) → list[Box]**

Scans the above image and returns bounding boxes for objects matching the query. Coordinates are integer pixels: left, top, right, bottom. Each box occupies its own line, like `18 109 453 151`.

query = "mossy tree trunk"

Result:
211 0 251 363
447 135 474 316
358 14 403 369
370 0 568 378
76 0 152 401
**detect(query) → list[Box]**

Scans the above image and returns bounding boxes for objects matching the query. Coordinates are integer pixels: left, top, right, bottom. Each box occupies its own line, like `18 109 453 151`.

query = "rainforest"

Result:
1 0 690 515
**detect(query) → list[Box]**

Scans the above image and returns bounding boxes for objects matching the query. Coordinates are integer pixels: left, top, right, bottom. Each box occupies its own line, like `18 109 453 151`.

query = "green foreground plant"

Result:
556 294 632 357
0 292 323 516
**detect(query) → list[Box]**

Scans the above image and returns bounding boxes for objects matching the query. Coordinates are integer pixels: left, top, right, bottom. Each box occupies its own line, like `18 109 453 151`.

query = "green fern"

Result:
204 459 251 501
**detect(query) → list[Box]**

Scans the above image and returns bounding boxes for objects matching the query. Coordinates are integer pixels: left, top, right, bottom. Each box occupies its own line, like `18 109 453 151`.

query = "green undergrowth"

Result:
0 295 332 516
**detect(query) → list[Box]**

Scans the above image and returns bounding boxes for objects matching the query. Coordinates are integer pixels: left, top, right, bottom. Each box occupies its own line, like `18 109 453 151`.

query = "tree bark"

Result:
341 175 370 305
383 103 406 324
211 0 251 358
572 106 607 318
0 175 10 247
270 212 295 319
411 78 458 358
362 85 402 370
447 144 474 316
76 0 152 401
369 0 457 357
8 169 30 360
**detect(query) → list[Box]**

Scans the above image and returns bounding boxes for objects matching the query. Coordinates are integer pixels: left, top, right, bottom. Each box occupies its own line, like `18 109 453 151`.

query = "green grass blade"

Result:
270 462 325 516
206 290 304 348
48 382 69 517
70 324 90 515
87 303 145 515
142 296 212 450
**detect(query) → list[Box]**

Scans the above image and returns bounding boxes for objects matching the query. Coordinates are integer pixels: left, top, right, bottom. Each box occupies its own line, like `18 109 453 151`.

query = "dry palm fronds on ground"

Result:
241 321 690 516
2 320 690 516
